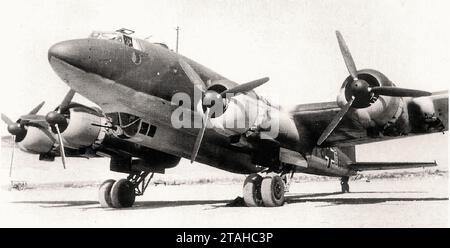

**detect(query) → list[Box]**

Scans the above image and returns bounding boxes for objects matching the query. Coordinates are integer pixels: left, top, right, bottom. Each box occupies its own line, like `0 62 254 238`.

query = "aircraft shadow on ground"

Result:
11 190 448 210
285 191 448 206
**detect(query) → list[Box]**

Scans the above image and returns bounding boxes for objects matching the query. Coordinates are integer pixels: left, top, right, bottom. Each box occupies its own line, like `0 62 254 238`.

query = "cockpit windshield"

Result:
90 31 123 42
89 30 143 51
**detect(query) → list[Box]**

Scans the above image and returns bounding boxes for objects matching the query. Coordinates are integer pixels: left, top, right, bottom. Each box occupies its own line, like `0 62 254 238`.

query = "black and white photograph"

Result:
0 0 448 229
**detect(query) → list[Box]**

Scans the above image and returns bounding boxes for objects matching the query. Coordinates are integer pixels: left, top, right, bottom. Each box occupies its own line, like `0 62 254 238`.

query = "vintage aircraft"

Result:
2 29 447 208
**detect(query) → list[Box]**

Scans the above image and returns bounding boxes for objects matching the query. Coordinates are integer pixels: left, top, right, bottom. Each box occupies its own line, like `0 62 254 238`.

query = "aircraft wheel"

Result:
98 179 115 208
243 174 263 207
111 179 136 208
261 173 285 207
341 177 350 193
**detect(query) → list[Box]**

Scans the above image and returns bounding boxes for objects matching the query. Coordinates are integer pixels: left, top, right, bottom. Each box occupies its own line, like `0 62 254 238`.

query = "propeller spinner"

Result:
44 89 76 169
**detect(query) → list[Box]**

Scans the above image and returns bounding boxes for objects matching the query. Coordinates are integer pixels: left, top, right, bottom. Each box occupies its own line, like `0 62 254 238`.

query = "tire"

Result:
261 174 285 207
98 179 115 208
111 179 136 208
343 184 350 193
243 174 263 207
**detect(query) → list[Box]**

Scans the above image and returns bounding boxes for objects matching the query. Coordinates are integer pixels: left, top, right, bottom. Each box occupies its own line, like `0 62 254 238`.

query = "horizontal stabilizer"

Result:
349 161 437 171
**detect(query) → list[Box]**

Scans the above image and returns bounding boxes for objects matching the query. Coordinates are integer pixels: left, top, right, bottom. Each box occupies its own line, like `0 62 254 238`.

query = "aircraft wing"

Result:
348 161 437 171
291 91 448 147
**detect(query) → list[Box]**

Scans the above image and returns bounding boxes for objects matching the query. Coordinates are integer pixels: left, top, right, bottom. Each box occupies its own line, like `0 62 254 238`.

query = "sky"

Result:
0 0 448 164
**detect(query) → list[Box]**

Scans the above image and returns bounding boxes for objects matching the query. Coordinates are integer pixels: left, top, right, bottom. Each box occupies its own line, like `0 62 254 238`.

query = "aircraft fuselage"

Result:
48 36 303 173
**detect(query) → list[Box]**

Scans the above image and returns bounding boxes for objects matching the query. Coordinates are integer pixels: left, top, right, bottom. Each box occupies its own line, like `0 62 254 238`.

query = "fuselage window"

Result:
90 31 143 51
119 113 141 136
123 35 133 47
140 122 149 135
148 125 157 137
106 112 120 126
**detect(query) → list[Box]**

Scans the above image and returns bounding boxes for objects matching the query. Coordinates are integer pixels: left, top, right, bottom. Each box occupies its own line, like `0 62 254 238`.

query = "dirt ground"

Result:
0 175 447 227
1 139 448 227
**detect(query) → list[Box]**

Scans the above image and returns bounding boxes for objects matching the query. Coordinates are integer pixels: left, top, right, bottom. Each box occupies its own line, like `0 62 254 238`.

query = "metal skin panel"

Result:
17 126 55 154
61 109 103 149
304 147 356 177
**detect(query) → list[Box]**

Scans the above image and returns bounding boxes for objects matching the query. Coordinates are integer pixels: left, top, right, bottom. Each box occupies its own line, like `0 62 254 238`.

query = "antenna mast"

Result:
175 26 180 53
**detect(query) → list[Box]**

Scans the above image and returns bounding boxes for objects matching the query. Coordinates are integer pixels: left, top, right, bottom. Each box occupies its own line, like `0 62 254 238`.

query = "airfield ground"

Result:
0 137 448 227
0 175 448 227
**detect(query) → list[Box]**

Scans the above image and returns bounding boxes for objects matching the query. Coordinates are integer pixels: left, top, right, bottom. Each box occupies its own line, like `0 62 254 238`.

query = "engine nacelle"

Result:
203 80 277 136
104 135 181 174
59 106 109 149
17 126 55 154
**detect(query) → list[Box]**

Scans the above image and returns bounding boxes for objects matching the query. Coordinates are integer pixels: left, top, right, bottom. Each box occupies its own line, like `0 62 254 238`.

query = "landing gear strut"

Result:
98 171 154 208
243 172 286 207
341 176 350 193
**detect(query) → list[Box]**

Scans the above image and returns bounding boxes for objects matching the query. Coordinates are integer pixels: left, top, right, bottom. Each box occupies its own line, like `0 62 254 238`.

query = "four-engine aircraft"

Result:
2 29 447 208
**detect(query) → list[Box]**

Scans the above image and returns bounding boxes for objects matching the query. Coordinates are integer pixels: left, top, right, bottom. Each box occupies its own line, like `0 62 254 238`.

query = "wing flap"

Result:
349 161 437 171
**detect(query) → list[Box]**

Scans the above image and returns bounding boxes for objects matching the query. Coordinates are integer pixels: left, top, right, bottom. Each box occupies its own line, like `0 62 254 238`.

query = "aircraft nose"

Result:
48 38 126 80
48 39 89 67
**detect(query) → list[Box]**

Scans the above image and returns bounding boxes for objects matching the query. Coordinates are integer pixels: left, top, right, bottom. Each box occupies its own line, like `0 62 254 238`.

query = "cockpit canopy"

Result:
89 28 143 51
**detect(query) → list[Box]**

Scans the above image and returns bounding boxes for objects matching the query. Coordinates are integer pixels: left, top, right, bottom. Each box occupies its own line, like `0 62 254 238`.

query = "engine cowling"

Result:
17 126 55 154
336 69 408 133
316 31 432 146
200 80 274 136
55 105 109 149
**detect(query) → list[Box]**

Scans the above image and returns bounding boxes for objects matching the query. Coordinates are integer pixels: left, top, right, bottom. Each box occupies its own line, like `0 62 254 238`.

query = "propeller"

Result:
9 135 15 178
45 89 76 169
316 31 432 146
1 102 46 177
1 101 46 141
178 59 269 163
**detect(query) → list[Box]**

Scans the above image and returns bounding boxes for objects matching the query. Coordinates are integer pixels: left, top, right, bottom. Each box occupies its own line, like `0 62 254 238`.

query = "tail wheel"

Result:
261 173 285 207
98 179 115 208
243 173 263 207
111 179 136 208
341 177 350 193
341 182 350 193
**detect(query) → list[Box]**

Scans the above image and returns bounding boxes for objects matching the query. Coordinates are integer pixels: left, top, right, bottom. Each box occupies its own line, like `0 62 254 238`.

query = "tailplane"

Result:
348 161 437 171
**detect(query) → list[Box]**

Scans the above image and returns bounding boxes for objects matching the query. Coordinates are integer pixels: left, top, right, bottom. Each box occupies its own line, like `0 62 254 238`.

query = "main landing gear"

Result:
243 172 290 207
340 176 350 193
98 171 154 208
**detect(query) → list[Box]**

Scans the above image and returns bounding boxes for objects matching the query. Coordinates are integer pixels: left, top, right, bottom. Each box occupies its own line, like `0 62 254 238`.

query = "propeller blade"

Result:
19 114 48 125
336 31 358 81
220 77 270 97
1 113 14 125
9 135 15 178
190 108 211 163
59 89 75 113
370 86 431 97
317 97 355 146
55 124 66 169
178 59 207 93
28 101 45 115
